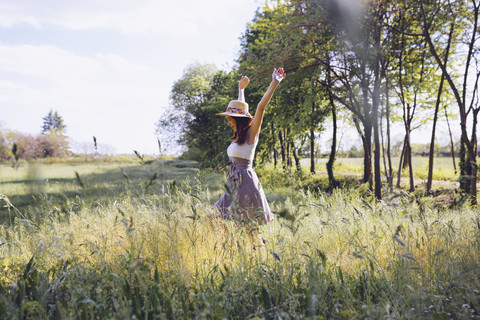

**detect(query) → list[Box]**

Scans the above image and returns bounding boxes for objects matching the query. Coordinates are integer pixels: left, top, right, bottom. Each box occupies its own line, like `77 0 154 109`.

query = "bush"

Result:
35 135 69 158
4 133 70 161
14 134 37 160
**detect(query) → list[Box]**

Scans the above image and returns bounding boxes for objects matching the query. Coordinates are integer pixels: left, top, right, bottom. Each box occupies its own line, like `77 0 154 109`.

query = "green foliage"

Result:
156 63 239 167
158 0 478 202
239 1 332 164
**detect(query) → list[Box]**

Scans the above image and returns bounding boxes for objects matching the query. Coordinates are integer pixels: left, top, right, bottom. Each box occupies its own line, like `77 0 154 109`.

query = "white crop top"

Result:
227 139 258 162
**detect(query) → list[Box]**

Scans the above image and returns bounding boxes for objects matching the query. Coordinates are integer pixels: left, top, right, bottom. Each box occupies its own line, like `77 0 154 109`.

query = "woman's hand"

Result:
272 68 286 83
239 76 250 89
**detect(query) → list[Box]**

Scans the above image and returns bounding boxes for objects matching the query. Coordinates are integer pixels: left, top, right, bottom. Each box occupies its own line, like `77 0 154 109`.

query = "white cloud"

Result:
0 0 259 37
0 0 261 154
0 43 160 103
0 43 167 154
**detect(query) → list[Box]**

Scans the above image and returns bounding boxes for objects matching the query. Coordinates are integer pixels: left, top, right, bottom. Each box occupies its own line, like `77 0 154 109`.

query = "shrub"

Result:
14 134 38 160
35 134 69 158
9 133 70 161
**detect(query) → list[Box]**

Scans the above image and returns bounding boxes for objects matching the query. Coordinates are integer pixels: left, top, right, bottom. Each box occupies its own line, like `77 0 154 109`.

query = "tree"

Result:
12 133 69 160
239 1 331 174
391 7 427 191
156 63 238 166
238 3 299 169
301 0 391 198
35 135 69 158
42 110 66 136
420 0 480 204
382 0 452 193
240 0 395 198
154 0 478 202
426 24 453 192
15 134 37 160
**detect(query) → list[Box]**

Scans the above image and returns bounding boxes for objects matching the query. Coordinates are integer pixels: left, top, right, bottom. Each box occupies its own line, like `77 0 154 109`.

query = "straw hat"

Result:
216 100 253 118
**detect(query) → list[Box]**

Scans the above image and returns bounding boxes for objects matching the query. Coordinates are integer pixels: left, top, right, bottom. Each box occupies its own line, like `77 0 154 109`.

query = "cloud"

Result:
0 42 167 153
0 0 257 37
0 43 161 104
0 0 261 154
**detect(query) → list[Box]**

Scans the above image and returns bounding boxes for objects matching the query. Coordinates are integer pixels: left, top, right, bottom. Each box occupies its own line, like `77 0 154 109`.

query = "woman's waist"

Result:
229 157 252 169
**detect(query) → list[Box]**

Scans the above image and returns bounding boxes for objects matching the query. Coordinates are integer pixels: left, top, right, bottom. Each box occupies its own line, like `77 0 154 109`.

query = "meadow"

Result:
0 159 479 319
300 156 459 182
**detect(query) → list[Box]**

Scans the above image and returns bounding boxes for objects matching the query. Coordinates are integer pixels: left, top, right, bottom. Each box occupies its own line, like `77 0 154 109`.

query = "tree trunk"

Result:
310 128 315 174
463 132 477 206
385 77 393 187
372 15 383 200
326 103 338 189
403 102 414 192
292 142 301 172
444 106 457 174
286 129 292 168
310 99 316 174
396 137 406 188
380 103 388 182
426 73 445 192
459 141 471 194
406 131 415 192
374 127 382 199
274 149 278 168
279 130 286 166
364 124 373 189
353 117 372 188
325 55 337 187
360 59 373 190
402 149 409 169
427 21 452 192
469 110 479 205
271 121 277 168
471 162 477 205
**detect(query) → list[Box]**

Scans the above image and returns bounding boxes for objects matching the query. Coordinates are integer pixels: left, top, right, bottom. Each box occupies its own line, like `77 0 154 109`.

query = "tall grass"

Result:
0 161 479 319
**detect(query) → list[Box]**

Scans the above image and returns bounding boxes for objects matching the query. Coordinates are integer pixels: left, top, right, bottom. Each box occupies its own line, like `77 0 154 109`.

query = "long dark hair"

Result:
231 117 253 144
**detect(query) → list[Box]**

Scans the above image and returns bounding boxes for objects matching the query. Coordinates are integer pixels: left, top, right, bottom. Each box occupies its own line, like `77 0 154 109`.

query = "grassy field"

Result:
301 156 459 182
0 160 479 319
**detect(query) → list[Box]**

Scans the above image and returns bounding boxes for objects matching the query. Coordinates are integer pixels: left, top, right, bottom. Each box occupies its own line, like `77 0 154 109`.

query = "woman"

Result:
214 67 285 227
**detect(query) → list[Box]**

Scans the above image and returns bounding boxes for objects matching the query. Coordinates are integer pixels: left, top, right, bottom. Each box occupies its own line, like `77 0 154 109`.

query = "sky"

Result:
0 0 262 155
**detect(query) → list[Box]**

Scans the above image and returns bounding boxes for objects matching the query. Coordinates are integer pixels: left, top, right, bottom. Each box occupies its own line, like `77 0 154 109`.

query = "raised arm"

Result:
248 68 285 144
238 76 249 102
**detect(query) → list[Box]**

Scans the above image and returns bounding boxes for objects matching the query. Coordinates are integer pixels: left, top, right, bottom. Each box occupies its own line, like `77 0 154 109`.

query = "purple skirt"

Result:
214 157 273 225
